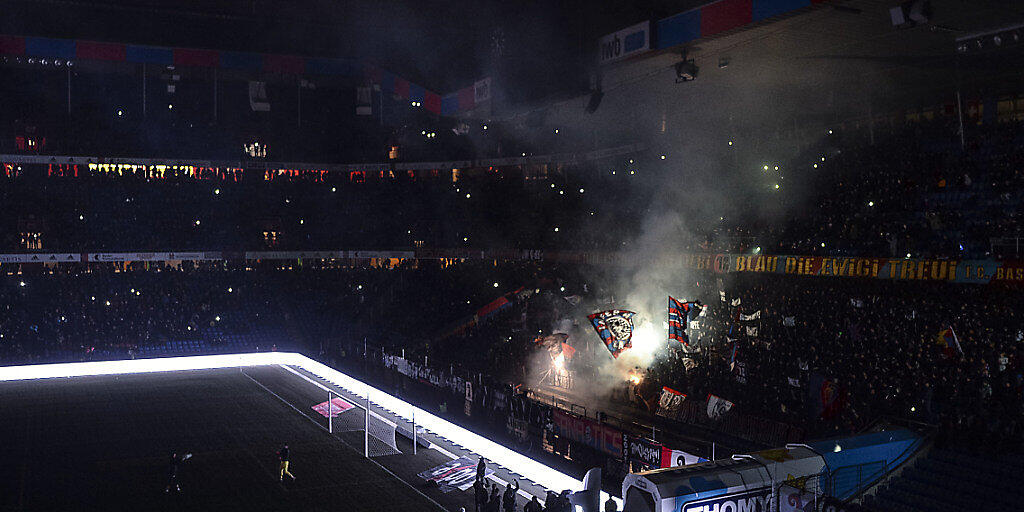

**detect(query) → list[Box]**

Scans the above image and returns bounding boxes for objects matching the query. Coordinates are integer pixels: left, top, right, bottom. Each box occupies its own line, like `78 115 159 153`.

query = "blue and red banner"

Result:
668 296 700 344
588 309 637 358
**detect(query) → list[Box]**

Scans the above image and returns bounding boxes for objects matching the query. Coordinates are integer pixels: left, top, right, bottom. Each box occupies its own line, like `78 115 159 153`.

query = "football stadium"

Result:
1 1 1023 511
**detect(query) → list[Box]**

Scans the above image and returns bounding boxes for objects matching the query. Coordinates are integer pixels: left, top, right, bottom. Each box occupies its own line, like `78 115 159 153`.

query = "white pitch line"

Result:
279 364 540 503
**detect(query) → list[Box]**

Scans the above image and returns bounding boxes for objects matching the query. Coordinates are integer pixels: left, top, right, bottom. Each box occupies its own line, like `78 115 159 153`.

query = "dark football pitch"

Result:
0 365 485 512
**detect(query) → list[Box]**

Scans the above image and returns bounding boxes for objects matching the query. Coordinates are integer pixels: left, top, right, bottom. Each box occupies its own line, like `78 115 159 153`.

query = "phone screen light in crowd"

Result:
813 163 818 169
357 285 363 290
463 237 468 242
227 287 233 293
629 170 635 175
579 188 584 193
522 153 526 156
728 141 733 146
660 155 666 160
774 166 779 171
959 243 964 251
19 281 25 287
79 215 85 221
906 253 912 259
828 129 833 135
135 291 141 296
465 194 471 199
299 219 304 225
130 288 135 294
91 296 95 301
493 282 499 288
834 444 842 452
763 165 769 171
194 220 201 226
559 190 564 195
910 406 916 412
214 316 221 322
628 159 634 164
117 109 123 117
105 300 110 306
554 129 559 134
168 104 173 110
560 286 565 292
820 243 825 248
611 170 616 175
774 183 780 189
868 201 874 207
482 125 488 130
753 247 761 254
214 189 220 195
821 156 826 161
554 227 559 232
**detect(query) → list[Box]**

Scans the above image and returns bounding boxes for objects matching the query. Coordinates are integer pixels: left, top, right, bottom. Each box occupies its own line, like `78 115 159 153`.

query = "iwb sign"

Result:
598 21 650 65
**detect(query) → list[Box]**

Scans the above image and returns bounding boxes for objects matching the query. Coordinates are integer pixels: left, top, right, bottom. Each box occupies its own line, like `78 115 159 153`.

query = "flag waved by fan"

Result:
668 296 701 345
588 309 637 358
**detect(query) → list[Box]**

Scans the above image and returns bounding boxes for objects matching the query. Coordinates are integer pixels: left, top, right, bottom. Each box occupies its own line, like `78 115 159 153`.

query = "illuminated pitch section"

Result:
0 352 615 504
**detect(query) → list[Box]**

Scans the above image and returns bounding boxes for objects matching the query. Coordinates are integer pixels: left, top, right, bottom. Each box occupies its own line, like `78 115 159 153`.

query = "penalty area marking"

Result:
238 368 446 512
278 364 541 504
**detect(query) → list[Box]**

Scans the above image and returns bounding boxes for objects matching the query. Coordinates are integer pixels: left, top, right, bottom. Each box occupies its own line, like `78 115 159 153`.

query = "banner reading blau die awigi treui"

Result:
681 253 1024 284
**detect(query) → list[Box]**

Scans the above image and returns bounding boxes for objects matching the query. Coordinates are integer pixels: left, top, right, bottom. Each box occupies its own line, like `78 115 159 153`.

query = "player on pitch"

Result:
277 443 296 482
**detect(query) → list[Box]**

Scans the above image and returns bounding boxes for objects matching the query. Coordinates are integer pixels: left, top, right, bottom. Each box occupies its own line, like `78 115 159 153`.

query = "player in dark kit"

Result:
277 443 296 482
165 452 192 493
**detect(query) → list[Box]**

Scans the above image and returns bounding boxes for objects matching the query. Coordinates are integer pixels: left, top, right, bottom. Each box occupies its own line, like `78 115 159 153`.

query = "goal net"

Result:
365 408 401 457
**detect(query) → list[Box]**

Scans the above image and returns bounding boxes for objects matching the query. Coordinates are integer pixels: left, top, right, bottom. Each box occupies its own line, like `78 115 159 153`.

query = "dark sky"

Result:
0 0 707 101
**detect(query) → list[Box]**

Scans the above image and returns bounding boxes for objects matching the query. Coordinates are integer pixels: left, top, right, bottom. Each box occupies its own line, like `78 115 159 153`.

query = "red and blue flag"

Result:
588 309 637 358
668 296 701 345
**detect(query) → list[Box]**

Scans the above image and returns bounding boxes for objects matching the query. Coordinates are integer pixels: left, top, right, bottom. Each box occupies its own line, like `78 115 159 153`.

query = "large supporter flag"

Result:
936 326 964 357
588 309 636 358
668 296 700 344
